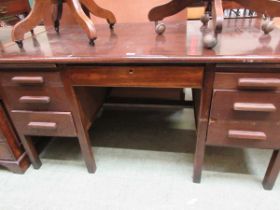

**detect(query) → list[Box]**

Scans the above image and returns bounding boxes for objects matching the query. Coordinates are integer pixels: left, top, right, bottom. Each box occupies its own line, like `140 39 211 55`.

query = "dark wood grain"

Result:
193 64 215 183
69 66 203 88
10 110 77 137
1 19 280 64
210 91 280 121
214 72 280 90
2 86 71 111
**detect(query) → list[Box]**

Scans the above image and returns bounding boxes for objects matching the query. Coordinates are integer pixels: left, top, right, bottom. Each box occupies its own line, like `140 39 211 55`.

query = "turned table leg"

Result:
262 150 280 190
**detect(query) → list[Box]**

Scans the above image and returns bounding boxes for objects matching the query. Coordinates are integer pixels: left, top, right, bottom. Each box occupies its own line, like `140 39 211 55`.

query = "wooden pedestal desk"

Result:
0 19 280 190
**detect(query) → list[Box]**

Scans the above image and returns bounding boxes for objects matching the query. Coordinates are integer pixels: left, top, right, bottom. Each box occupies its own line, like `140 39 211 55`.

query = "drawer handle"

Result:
19 96 50 104
228 130 267 141
28 122 57 130
11 76 44 85
233 103 276 112
238 78 280 89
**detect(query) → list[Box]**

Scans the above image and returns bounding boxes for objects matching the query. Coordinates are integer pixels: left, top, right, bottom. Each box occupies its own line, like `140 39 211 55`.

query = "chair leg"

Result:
202 0 224 49
80 0 116 28
148 0 197 22
52 0 63 33
262 150 280 190
12 0 49 45
19 135 42 169
66 0 97 45
148 0 197 35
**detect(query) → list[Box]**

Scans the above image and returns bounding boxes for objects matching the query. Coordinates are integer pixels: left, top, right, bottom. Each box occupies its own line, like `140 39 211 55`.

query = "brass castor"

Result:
203 33 217 49
15 40 23 48
261 19 274 34
155 22 166 35
89 38 96 46
200 14 210 26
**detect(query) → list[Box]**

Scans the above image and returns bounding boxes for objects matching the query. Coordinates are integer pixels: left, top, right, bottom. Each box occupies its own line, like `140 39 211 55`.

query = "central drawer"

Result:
10 111 77 137
68 66 204 88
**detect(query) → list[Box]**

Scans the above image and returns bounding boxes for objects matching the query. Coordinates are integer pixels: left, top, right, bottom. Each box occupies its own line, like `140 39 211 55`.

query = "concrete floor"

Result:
0 107 279 210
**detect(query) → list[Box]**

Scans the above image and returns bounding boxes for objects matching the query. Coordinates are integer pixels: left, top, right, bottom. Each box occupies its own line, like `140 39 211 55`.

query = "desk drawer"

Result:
0 143 14 160
214 73 280 90
10 111 77 137
68 66 203 88
2 87 70 111
0 72 63 87
210 91 280 122
207 121 280 149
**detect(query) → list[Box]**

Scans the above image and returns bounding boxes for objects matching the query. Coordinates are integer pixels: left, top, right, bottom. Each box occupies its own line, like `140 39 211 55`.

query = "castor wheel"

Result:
107 19 115 30
200 14 210 26
155 22 166 35
261 19 274 34
54 20 60 33
15 40 23 48
203 33 217 49
89 38 96 46
109 23 115 30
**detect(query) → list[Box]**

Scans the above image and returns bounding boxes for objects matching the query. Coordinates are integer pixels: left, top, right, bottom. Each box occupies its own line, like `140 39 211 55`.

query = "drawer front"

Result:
68 66 203 88
0 143 14 160
2 87 70 111
214 73 280 90
0 72 63 87
10 111 77 137
211 91 280 122
207 121 280 149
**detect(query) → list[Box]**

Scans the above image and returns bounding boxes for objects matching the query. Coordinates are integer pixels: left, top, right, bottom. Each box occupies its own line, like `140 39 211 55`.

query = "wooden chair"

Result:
12 0 116 48
148 0 277 48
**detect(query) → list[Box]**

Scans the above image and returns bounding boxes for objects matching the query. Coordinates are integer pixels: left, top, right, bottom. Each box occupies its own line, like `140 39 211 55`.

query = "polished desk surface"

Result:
1 19 280 64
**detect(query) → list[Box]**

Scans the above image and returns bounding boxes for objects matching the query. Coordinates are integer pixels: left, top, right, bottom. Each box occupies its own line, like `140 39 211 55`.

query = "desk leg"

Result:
19 135 42 169
262 150 280 190
193 66 214 183
62 72 96 173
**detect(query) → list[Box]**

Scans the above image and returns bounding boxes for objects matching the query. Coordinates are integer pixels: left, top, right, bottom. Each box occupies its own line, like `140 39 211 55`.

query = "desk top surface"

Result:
1 19 280 65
